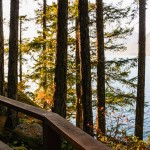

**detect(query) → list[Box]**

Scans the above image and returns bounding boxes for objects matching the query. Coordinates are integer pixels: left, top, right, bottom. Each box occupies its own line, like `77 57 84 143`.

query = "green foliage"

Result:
25 0 138 118
17 0 139 142
9 141 29 150
1 0 145 149
61 140 75 150
26 2 57 108
105 58 137 107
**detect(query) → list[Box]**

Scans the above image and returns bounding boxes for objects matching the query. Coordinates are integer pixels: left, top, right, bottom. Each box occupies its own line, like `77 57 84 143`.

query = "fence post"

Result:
43 120 61 150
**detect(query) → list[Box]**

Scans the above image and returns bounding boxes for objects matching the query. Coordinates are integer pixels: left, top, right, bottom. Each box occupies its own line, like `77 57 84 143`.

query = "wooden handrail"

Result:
0 95 111 150
0 141 13 150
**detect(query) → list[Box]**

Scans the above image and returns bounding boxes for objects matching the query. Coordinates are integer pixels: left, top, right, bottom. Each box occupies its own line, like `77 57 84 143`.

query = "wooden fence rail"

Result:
0 141 13 150
0 95 111 150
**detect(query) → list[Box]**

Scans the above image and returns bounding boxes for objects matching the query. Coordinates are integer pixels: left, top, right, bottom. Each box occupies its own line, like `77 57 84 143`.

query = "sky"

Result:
2 0 150 39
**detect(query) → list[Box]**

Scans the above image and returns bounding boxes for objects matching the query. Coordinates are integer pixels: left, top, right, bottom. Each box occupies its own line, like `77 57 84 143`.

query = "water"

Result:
143 56 150 139
106 55 150 140
9 53 150 140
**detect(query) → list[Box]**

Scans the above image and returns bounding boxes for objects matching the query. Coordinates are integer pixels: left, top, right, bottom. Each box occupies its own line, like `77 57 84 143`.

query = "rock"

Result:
4 82 40 108
17 91 40 108
14 123 43 150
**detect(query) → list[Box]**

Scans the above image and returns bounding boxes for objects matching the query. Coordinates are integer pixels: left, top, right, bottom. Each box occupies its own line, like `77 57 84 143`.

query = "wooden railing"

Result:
0 141 13 150
0 95 111 150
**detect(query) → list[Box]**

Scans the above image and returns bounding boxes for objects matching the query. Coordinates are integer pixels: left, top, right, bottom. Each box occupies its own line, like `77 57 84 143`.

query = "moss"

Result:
17 91 40 108
14 123 43 150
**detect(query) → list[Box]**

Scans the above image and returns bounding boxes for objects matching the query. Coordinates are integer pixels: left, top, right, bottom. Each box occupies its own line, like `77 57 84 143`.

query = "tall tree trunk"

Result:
0 0 4 96
96 0 105 135
42 0 47 91
0 0 5 114
78 0 93 135
135 0 146 140
43 0 46 52
4 0 19 129
75 15 82 128
53 0 68 118
19 16 22 82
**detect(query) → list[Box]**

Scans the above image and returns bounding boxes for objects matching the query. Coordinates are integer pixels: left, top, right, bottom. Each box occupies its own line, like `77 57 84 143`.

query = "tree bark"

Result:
135 0 146 140
19 16 22 82
0 0 4 96
96 0 106 135
78 0 93 135
53 0 68 118
42 0 47 91
75 15 82 128
4 0 19 129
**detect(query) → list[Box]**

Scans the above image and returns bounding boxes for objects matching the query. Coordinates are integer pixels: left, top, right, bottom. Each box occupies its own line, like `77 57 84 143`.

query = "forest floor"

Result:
0 114 43 150
0 91 44 149
0 116 6 132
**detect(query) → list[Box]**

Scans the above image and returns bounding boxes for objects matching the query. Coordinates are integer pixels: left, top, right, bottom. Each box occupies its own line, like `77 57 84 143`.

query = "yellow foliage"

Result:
35 91 53 108
36 91 45 100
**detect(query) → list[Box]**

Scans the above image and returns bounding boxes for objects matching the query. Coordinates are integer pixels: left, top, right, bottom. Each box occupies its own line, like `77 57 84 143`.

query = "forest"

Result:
0 0 149 149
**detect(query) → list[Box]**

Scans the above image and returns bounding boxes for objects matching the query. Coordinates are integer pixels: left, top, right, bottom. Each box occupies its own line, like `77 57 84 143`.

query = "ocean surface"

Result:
12 54 150 140
106 55 150 140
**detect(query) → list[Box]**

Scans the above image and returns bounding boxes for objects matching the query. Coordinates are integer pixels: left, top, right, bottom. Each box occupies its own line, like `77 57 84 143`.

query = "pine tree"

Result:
42 0 47 91
135 0 146 140
53 0 68 118
0 0 4 96
96 0 105 135
28 2 57 108
0 0 5 115
75 11 82 128
19 15 27 83
78 0 93 135
26 1 137 136
4 0 19 129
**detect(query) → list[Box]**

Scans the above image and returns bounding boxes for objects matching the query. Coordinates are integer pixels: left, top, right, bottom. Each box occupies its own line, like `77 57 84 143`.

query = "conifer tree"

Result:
135 0 146 140
42 0 47 91
96 0 105 135
5 0 19 129
27 1 137 136
28 2 57 108
0 0 4 96
19 16 23 83
19 15 27 83
78 0 93 135
0 0 5 114
75 12 82 128
53 0 68 118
